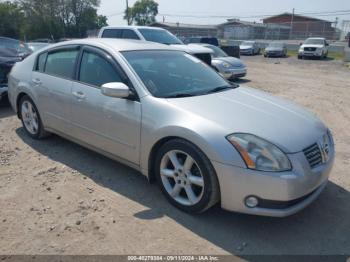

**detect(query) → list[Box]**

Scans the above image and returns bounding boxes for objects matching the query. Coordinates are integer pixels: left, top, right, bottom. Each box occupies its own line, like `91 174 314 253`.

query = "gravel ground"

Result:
0 55 350 256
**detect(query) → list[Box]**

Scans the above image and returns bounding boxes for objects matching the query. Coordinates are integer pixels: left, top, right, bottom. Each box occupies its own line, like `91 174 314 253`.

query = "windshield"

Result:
206 45 228 58
122 50 232 98
0 38 31 55
268 42 284 48
241 41 254 46
304 39 324 45
138 29 183 45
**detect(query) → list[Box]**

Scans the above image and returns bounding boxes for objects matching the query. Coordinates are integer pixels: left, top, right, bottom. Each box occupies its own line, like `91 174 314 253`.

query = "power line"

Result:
158 9 350 20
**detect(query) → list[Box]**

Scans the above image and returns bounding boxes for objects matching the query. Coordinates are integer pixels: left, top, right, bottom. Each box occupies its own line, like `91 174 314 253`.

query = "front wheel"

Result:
19 95 48 139
155 139 220 213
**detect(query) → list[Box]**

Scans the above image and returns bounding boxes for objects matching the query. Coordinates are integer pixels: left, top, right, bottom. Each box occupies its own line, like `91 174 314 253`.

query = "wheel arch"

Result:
147 136 185 183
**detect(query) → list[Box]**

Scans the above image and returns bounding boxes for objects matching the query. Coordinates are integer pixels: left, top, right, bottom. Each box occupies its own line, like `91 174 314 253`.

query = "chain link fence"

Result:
220 21 340 41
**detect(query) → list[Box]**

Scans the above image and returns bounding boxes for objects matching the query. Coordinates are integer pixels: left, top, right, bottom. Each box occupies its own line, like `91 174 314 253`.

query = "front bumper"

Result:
265 51 284 57
212 145 334 217
299 51 323 57
221 67 247 79
240 49 253 55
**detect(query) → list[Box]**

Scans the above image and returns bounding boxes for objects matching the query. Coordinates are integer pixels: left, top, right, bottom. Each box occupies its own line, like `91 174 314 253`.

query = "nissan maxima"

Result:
8 39 334 217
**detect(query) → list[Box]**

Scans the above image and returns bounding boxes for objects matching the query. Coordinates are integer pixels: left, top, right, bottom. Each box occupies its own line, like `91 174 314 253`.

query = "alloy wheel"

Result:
21 100 39 135
160 150 204 206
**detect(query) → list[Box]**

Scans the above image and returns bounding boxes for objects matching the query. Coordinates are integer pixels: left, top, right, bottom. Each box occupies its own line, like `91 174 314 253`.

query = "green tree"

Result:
0 1 25 39
125 0 158 26
17 0 108 40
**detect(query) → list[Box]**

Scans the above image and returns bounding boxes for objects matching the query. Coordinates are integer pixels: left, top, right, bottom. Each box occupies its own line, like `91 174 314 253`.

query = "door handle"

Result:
72 91 86 100
32 78 42 85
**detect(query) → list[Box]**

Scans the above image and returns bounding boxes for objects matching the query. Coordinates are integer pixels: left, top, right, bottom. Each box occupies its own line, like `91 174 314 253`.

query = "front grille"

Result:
194 53 211 66
303 143 323 168
304 47 316 52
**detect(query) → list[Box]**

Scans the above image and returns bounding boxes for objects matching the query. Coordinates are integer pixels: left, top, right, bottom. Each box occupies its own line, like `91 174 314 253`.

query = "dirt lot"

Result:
1 55 350 256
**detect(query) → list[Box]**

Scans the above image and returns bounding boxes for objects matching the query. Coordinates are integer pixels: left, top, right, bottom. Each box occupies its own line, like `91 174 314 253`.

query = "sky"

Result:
98 0 350 28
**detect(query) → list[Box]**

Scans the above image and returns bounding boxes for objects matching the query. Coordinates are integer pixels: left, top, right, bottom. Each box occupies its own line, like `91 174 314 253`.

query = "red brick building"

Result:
263 13 337 40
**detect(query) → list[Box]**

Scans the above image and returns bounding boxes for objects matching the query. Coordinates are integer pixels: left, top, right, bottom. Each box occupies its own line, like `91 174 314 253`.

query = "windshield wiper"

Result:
165 93 196 98
205 85 236 95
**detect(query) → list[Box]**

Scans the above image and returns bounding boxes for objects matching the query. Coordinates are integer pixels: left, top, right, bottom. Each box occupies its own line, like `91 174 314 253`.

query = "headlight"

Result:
222 62 231 68
227 133 292 172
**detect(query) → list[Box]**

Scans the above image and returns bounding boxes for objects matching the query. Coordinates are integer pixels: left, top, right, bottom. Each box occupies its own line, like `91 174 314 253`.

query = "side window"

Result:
36 52 47 72
122 29 140 40
45 49 79 79
79 51 122 87
102 29 122 38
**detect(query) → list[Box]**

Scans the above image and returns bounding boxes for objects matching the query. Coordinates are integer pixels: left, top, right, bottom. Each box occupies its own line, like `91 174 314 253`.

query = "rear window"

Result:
102 29 122 38
45 49 79 79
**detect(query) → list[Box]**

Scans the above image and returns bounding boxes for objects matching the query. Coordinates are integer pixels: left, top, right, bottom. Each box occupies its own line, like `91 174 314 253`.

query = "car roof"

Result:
307 37 325 40
101 26 165 31
38 38 176 52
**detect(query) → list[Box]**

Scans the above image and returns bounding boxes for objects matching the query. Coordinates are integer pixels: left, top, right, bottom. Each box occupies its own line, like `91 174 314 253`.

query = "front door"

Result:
70 47 141 165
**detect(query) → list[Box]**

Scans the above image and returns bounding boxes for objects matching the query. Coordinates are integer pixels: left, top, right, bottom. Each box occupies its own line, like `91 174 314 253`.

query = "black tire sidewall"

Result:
155 139 219 213
19 95 44 139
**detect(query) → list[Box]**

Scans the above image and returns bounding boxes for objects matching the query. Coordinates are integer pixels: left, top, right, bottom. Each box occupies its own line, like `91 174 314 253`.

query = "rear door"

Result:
32 46 80 133
70 46 141 164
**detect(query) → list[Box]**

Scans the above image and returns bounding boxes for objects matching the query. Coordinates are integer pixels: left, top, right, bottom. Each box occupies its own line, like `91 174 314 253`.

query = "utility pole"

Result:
126 0 130 25
289 8 295 40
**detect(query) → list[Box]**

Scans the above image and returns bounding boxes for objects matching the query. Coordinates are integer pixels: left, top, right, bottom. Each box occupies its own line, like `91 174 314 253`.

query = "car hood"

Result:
240 45 253 50
300 44 324 49
0 55 22 66
212 56 244 67
170 44 213 54
167 86 326 153
266 47 283 52
0 48 28 66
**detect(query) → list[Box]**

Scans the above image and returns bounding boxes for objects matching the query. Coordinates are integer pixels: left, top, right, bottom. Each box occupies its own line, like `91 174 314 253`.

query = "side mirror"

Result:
299 43 302 46
101 82 130 98
326 42 329 46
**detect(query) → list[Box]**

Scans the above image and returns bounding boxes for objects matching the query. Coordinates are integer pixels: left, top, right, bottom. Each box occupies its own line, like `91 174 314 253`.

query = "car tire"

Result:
298 55 303 59
155 139 220 213
19 95 48 139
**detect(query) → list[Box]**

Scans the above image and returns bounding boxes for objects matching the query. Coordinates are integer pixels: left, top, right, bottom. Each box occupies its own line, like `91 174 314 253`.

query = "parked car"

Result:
8 39 334 217
200 44 247 79
184 37 219 46
27 42 50 52
298 37 329 59
0 37 32 102
220 45 240 59
240 41 260 55
98 26 213 65
264 42 287 58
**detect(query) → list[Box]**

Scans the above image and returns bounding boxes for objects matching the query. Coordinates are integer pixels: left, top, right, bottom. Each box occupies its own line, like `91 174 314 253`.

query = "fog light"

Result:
245 196 259 208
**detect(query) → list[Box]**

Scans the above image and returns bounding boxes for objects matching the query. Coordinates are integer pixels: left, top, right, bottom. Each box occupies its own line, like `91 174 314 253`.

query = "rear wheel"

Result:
155 139 220 213
19 95 48 139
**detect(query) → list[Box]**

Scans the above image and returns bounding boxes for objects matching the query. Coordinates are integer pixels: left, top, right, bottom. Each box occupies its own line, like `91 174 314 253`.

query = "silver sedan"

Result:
199 44 247 80
8 39 334 217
